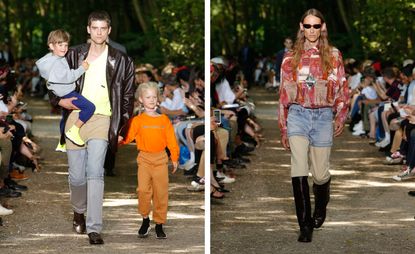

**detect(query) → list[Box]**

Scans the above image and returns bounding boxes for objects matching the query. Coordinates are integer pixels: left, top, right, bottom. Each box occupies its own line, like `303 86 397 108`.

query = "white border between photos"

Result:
204 0 211 253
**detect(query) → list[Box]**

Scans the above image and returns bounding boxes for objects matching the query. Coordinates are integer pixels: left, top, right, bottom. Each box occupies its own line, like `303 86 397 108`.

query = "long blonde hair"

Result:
291 9 333 77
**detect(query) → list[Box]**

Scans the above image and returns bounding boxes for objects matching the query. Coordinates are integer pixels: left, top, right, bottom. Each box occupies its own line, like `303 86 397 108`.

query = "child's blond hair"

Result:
47 29 70 46
137 82 160 100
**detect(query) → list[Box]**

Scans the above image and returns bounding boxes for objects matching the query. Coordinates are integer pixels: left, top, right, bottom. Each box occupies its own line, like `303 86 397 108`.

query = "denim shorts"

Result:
287 104 333 147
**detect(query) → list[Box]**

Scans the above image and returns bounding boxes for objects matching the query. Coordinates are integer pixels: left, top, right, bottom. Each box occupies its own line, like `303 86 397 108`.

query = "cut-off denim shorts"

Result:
287 104 334 147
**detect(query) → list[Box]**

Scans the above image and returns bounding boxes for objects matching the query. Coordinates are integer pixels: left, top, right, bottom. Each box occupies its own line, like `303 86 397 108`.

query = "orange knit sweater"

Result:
121 112 179 162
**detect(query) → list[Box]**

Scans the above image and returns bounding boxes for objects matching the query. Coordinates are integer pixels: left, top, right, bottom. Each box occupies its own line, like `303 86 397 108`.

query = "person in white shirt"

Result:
160 74 188 115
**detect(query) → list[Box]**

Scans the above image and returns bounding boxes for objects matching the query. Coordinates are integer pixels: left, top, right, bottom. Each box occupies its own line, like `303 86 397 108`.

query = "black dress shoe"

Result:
73 212 86 234
88 232 104 244
217 187 230 193
408 191 415 197
4 178 18 186
0 187 22 198
7 184 28 191
236 156 251 163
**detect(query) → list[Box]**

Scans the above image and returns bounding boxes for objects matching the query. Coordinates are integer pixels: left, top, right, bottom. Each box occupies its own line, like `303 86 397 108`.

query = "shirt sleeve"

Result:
278 56 292 137
171 89 185 110
48 58 85 84
221 80 236 104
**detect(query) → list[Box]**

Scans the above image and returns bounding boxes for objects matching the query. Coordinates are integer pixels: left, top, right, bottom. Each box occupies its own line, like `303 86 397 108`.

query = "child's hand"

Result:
82 60 89 70
117 135 124 144
171 161 178 174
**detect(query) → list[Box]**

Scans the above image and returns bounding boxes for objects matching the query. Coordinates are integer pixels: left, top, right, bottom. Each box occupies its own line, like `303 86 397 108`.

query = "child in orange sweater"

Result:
120 82 179 239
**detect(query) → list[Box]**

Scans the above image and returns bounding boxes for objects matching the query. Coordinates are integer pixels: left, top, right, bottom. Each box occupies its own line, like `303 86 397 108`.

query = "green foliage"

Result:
154 0 204 67
0 0 204 68
211 0 414 66
355 0 415 63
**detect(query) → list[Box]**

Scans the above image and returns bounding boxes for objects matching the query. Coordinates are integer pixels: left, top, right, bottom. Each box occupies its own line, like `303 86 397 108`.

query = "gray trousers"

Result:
67 139 108 234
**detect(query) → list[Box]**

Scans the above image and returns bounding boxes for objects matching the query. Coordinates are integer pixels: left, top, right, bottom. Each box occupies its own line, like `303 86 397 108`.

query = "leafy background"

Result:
211 0 415 65
0 0 204 67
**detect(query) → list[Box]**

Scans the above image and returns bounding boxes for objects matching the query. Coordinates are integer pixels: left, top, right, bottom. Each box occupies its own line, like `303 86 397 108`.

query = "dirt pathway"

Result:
0 98 204 254
211 87 415 254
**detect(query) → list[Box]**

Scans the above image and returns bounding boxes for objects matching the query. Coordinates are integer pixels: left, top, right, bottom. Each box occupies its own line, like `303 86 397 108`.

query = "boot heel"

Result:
298 225 313 242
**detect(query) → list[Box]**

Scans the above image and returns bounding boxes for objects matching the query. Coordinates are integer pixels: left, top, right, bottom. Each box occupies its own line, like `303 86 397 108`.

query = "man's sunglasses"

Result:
303 24 322 29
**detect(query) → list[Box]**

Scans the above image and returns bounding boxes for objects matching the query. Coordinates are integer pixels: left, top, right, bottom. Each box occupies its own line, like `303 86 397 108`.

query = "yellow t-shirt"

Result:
82 46 112 116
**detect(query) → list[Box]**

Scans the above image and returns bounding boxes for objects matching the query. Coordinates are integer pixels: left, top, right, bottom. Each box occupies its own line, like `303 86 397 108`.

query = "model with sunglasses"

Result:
278 9 349 242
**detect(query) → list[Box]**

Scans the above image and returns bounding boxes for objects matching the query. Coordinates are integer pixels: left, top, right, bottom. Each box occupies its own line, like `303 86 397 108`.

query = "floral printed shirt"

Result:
278 46 349 137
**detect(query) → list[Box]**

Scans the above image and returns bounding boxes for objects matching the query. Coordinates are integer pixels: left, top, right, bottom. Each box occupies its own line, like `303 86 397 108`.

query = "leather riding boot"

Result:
313 178 331 229
73 212 86 234
292 176 313 242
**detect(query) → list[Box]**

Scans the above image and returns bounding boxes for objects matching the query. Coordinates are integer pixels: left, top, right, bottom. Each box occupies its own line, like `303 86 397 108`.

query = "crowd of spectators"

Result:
210 56 263 199
1 56 43 218
345 58 415 182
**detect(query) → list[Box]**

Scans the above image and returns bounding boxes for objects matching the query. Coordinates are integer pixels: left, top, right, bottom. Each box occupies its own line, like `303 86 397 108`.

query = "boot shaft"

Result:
313 178 331 206
291 176 312 227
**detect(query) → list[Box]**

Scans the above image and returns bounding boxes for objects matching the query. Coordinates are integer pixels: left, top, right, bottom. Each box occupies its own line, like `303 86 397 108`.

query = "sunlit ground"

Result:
212 88 415 253
0 98 204 254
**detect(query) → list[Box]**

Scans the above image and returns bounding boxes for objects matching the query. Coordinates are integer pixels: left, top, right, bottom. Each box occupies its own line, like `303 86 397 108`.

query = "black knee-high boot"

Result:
313 178 331 229
292 176 313 242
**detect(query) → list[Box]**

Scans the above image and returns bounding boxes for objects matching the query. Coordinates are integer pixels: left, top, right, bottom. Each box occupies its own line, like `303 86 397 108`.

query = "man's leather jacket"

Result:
49 43 135 151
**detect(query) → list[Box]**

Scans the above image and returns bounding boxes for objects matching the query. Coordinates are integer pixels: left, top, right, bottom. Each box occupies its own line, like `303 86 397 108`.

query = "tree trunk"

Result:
336 0 351 33
219 16 232 56
132 0 148 33
231 0 238 55
4 0 11 48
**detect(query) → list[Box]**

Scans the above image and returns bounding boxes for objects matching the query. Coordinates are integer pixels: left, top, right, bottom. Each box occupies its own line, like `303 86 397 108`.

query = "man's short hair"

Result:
47 29 70 46
163 74 179 86
88 10 111 26
401 64 414 78
362 66 376 79
382 67 398 79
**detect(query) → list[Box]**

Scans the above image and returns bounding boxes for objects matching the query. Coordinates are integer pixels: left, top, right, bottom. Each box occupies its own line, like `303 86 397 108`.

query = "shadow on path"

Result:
0 98 204 254
211 86 415 254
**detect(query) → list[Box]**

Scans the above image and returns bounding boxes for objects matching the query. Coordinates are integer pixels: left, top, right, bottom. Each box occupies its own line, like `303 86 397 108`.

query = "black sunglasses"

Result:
303 24 322 29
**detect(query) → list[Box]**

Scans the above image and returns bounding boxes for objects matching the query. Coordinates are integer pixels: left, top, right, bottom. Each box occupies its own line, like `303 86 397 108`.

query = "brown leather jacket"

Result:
49 43 135 151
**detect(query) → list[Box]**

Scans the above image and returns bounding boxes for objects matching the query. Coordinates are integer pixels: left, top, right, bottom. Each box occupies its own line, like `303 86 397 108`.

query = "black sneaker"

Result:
138 218 150 238
155 224 167 239
183 165 197 176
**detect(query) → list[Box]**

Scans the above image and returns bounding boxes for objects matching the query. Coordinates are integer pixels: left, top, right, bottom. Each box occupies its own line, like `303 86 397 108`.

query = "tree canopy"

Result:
0 0 204 67
211 0 415 66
